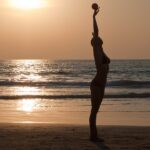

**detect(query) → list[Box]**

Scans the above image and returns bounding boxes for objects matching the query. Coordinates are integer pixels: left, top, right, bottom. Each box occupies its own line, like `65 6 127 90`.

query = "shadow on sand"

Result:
92 141 111 150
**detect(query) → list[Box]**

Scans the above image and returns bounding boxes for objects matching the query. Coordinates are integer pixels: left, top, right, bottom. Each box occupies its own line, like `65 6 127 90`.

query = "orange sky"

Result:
0 0 150 59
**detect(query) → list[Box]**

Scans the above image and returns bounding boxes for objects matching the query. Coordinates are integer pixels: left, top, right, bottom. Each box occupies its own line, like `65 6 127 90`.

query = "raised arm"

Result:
93 9 99 37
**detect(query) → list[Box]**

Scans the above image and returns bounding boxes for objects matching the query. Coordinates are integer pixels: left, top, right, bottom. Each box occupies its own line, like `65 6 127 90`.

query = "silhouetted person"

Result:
89 3 110 142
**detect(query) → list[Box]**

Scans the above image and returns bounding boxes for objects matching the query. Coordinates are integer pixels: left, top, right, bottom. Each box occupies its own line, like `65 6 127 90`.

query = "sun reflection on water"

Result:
11 60 56 113
17 99 38 112
12 59 43 82
14 87 40 95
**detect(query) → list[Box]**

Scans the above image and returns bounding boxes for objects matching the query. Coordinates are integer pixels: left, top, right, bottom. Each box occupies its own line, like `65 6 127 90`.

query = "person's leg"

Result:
89 104 100 139
89 85 105 140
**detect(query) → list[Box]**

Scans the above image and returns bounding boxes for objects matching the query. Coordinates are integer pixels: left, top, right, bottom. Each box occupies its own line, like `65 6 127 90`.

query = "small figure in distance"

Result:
89 3 110 142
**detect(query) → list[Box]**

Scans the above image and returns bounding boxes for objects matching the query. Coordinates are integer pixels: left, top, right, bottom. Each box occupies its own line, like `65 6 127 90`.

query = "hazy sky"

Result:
0 0 150 59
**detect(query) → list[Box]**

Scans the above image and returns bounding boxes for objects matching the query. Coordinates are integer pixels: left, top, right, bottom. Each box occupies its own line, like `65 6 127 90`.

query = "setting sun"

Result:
10 0 47 9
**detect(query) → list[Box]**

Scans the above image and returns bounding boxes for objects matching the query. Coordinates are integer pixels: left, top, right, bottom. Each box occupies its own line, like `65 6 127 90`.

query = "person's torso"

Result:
91 36 110 69
91 64 109 86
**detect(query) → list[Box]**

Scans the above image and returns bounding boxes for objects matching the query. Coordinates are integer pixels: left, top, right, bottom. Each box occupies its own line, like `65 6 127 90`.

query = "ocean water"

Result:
0 60 150 124
0 60 149 99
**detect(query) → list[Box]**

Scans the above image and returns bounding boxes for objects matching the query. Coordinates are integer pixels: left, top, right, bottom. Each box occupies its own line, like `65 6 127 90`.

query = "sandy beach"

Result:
0 124 149 150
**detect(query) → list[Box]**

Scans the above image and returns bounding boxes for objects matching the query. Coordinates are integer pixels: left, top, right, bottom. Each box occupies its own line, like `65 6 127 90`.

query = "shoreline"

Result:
0 122 150 127
0 98 149 127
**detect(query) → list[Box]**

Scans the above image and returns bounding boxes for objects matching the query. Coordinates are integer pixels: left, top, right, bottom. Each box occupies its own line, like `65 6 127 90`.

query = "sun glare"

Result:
18 99 38 112
10 0 47 10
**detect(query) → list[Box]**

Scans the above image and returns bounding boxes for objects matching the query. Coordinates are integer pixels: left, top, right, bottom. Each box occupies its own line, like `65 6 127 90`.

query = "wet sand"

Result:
0 124 149 150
